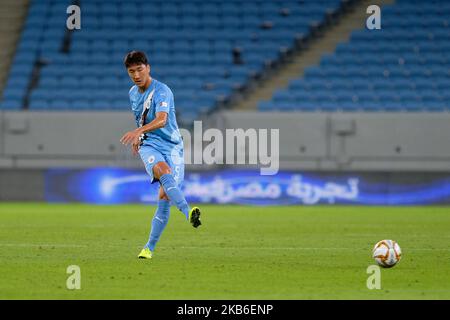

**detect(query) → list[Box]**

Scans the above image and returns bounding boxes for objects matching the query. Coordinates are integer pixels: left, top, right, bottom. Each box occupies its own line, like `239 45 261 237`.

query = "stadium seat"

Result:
5 0 449 116
2 0 341 116
258 0 450 112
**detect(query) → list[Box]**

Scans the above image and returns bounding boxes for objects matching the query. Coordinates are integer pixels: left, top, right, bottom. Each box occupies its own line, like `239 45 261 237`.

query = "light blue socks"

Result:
159 173 190 219
146 199 170 251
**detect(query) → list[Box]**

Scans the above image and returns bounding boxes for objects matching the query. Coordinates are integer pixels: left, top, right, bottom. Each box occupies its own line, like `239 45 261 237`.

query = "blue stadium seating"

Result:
1 0 341 119
259 0 450 112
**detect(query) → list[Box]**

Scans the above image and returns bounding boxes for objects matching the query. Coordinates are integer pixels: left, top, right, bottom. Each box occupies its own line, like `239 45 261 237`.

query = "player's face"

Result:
127 63 150 87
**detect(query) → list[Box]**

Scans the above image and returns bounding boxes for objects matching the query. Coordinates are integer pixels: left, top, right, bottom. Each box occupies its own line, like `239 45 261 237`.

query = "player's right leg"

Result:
138 187 170 259
137 146 169 259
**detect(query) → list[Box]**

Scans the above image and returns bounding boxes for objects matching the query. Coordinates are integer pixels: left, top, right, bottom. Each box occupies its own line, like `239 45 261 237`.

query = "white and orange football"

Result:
372 240 402 268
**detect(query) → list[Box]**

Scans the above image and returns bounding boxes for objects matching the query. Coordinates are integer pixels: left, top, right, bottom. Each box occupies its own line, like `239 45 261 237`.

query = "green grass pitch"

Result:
0 203 449 299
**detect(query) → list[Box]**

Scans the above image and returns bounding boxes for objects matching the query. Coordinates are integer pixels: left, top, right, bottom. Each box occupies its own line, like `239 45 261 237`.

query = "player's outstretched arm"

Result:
137 111 168 135
120 112 168 155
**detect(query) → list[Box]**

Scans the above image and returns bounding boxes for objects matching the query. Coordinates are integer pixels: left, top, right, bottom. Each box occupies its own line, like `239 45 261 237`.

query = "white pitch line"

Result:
0 244 351 250
0 243 87 248
171 246 450 251
0 243 448 252
174 246 353 250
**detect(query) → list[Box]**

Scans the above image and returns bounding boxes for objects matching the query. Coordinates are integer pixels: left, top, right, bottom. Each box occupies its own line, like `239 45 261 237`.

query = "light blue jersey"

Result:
129 79 183 154
129 79 184 185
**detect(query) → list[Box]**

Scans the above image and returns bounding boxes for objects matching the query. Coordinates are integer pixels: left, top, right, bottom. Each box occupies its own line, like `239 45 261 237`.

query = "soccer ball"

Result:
372 240 402 268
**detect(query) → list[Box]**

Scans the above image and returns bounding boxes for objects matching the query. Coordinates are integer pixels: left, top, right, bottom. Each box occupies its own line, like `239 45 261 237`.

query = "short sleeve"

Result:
155 86 172 113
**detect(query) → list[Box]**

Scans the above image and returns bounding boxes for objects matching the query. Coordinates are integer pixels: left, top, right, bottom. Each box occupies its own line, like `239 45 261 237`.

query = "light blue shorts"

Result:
138 144 184 186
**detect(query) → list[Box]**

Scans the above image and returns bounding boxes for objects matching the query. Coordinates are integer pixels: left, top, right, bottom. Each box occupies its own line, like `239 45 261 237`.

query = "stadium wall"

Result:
0 169 44 201
1 111 450 171
1 110 450 203
2 168 450 205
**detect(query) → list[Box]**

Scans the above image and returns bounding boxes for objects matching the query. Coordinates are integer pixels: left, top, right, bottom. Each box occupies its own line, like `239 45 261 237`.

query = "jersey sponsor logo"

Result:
160 102 168 107
148 155 155 164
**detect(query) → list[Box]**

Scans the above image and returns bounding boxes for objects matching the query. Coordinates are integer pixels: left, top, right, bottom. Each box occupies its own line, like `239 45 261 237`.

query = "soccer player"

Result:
120 51 201 260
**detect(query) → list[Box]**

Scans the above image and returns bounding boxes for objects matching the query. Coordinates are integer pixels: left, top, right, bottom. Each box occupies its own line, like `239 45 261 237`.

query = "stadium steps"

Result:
0 0 29 97
231 0 395 111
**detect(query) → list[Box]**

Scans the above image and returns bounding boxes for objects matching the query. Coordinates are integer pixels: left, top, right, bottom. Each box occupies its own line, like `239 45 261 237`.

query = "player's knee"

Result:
153 161 171 179
158 186 169 200
159 193 169 200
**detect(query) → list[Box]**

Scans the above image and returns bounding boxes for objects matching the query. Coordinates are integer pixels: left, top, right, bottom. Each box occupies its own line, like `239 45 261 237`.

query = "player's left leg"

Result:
153 161 201 228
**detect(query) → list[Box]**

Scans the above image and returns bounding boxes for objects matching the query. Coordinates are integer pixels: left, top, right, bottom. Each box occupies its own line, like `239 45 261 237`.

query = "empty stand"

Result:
259 0 450 112
1 0 341 123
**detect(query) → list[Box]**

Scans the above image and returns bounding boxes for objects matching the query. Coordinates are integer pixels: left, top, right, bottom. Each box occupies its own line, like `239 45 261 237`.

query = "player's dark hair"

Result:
124 51 149 68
